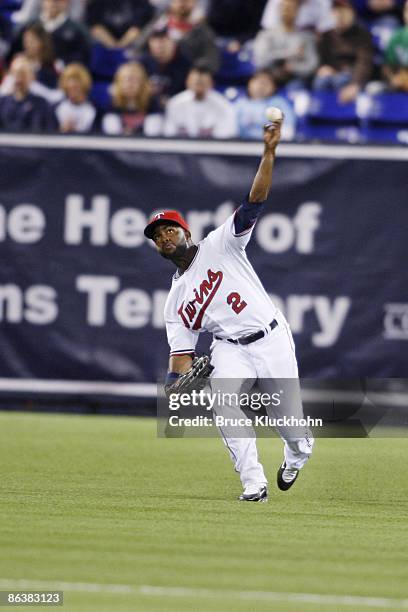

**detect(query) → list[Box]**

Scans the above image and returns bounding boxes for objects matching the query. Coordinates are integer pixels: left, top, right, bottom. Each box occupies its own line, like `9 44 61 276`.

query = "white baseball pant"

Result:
210 310 314 489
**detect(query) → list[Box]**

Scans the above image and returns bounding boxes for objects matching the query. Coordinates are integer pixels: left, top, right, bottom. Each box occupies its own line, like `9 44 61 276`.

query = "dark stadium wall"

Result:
0 137 407 401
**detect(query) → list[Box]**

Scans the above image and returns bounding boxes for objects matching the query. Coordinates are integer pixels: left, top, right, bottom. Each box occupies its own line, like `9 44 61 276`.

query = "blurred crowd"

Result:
0 0 407 141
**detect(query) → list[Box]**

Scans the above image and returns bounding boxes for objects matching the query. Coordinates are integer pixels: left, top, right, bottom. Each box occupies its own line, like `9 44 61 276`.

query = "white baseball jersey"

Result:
163 209 314 490
163 90 237 139
164 212 278 356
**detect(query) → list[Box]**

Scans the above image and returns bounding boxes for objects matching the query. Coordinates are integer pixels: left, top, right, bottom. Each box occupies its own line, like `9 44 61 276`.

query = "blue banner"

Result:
0 141 407 391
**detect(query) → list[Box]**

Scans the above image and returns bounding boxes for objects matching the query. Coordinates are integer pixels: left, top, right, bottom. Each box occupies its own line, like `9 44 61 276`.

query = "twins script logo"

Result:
178 269 223 330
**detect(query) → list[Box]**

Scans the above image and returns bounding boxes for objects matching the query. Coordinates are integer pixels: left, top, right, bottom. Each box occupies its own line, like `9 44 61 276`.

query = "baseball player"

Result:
144 120 314 502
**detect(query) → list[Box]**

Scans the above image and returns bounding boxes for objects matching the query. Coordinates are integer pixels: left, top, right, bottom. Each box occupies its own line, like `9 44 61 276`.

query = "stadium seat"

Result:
216 45 255 86
362 126 408 143
297 90 363 143
358 92 408 144
89 44 127 80
308 90 359 121
360 91 408 122
90 81 111 111
0 0 22 10
0 8 15 25
297 123 363 143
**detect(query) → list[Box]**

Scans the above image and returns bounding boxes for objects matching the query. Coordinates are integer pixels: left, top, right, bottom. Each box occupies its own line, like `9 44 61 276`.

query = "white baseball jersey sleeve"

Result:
164 209 278 355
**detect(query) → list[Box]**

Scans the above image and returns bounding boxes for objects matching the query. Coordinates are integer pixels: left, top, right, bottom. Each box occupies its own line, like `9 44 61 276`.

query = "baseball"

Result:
265 106 283 122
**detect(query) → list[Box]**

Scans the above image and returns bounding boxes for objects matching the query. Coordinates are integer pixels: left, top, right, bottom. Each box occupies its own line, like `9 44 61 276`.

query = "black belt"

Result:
215 320 278 346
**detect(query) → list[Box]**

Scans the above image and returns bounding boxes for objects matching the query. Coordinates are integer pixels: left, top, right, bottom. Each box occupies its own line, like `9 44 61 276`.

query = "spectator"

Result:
234 69 296 140
2 23 62 104
12 0 87 26
55 63 96 132
101 62 162 136
150 0 208 14
254 0 319 88
148 0 220 72
353 0 404 26
37 0 91 66
383 0 408 88
1 53 62 105
261 0 335 34
313 0 374 102
140 28 191 111
385 0 408 65
149 0 171 7
21 22 58 89
207 0 267 47
164 0 208 31
386 66 408 88
85 0 154 49
354 0 403 67
163 65 237 138
0 16 11 71
0 56 56 131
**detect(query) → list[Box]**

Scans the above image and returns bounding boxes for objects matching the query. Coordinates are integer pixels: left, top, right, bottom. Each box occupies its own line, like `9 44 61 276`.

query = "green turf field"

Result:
0 411 407 612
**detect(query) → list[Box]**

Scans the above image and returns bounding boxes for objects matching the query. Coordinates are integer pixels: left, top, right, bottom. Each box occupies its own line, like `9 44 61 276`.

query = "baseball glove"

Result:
165 355 213 397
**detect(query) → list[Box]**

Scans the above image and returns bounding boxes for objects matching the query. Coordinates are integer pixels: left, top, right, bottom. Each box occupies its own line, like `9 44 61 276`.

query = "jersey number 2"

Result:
227 292 247 314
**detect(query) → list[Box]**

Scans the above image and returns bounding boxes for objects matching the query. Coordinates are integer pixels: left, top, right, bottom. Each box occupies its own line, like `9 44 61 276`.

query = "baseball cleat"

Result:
238 484 268 502
277 462 299 491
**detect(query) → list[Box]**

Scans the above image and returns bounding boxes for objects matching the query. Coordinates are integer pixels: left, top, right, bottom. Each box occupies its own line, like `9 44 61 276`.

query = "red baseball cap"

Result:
144 210 190 239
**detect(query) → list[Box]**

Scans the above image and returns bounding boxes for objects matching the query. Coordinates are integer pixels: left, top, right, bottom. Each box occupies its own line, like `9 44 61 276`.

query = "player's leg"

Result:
251 311 314 486
210 340 268 499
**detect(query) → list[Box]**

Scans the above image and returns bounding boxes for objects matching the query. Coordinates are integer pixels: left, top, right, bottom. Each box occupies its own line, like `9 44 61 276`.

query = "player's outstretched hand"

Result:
263 121 282 153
